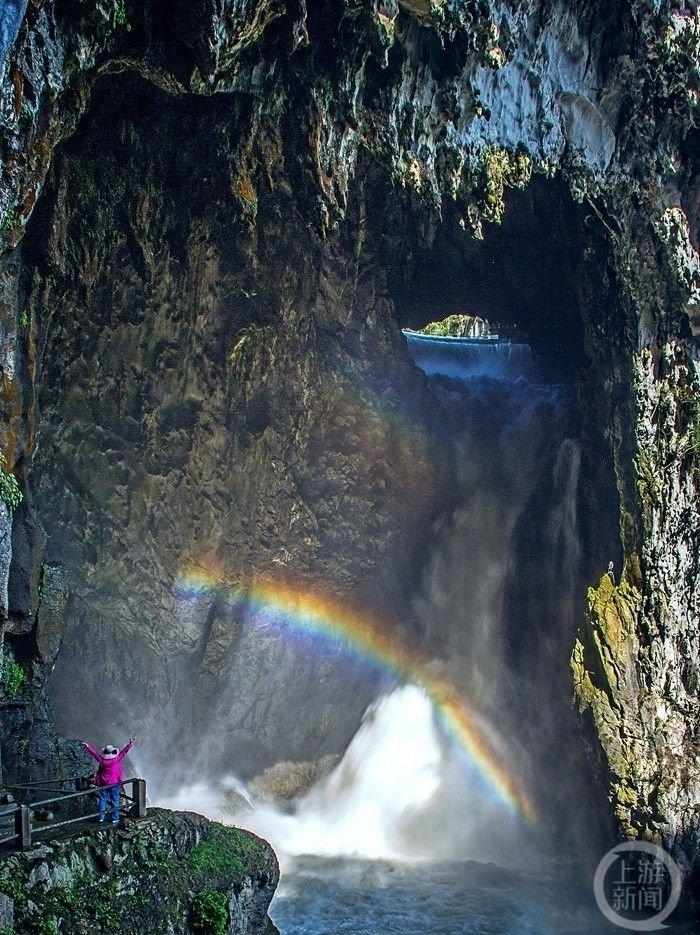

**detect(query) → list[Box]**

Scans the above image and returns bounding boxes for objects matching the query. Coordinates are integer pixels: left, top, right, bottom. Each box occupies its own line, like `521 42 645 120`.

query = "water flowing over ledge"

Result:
402 331 534 380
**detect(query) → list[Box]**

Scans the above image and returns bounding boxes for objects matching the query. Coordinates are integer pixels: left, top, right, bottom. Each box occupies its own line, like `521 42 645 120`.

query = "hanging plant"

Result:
1 649 25 699
0 453 22 510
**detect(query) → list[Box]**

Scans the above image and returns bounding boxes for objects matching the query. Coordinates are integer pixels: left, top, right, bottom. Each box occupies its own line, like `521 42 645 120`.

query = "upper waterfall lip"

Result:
402 330 531 355
402 328 535 381
402 330 504 346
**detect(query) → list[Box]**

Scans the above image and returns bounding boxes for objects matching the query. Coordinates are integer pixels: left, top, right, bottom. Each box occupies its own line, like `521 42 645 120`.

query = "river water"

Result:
269 857 617 934
164 686 622 934
164 683 691 933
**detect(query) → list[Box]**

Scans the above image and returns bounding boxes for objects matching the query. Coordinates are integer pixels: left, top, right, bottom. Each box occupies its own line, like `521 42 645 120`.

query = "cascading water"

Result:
159 331 621 933
404 331 534 379
405 330 590 840
230 686 443 861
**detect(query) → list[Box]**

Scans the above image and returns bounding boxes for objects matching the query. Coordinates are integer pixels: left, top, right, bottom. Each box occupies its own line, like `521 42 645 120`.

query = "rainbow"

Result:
175 566 537 824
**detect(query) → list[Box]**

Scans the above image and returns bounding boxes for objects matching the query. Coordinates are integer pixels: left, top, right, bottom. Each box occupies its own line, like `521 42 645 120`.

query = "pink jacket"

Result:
85 741 133 786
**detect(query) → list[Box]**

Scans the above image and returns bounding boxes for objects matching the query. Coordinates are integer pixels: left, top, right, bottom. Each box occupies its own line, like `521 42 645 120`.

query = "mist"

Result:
154 332 602 875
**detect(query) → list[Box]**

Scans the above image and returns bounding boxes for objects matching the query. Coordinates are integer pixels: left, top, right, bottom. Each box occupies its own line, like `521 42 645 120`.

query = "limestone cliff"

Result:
0 0 697 893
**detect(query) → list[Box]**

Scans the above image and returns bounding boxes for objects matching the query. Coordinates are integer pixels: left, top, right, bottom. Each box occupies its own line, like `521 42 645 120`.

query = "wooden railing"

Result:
0 777 147 850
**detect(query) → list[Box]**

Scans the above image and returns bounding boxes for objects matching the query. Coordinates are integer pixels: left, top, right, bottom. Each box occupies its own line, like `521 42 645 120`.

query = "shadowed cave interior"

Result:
8 74 626 860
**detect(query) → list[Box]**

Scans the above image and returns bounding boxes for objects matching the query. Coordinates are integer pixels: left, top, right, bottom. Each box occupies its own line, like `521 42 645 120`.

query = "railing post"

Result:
132 779 147 818
15 805 31 849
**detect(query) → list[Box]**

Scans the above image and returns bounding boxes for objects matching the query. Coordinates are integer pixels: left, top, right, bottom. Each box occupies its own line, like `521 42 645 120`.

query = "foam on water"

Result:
268 856 619 935
160 683 537 869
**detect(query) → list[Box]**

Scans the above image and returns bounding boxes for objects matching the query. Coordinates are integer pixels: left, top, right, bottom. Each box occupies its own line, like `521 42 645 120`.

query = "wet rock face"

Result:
0 0 698 889
573 340 700 874
28 79 446 776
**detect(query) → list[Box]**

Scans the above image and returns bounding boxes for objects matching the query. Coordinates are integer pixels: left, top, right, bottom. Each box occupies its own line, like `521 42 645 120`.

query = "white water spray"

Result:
160 332 580 871
240 685 442 860
159 686 442 860
160 684 537 867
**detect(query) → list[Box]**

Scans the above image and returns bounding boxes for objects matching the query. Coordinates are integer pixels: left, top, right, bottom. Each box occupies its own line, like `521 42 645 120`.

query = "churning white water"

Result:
159 684 509 862
241 685 441 860
160 678 541 873
158 684 623 934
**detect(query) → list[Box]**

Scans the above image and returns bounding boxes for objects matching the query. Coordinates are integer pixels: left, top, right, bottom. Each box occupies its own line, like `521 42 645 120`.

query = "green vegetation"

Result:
0 453 23 510
484 45 506 68
1 650 25 699
0 867 25 908
680 390 700 457
115 1 130 29
138 842 173 872
0 822 270 933
1 205 17 234
691 407 700 456
415 313 488 338
478 21 506 68
192 890 229 934
187 826 266 878
375 11 396 45
635 446 662 509
482 22 506 68
0 867 121 934
481 148 532 224
681 391 700 483
18 310 29 329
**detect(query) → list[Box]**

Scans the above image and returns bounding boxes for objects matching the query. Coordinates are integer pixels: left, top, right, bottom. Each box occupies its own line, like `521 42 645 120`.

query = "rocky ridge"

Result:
0 807 279 934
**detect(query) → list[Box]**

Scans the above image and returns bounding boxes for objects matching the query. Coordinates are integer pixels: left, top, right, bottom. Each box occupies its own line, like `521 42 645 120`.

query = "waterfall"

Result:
161 683 537 865
402 331 533 380
547 438 582 592
229 686 444 861
161 330 587 867
407 329 589 843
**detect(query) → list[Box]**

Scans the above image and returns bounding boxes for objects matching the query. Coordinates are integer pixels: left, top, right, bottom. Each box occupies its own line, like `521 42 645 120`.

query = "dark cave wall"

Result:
0 0 697 884
25 79 451 777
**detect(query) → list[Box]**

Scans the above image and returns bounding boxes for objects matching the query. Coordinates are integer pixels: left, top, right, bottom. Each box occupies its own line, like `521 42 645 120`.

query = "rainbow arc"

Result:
176 566 537 824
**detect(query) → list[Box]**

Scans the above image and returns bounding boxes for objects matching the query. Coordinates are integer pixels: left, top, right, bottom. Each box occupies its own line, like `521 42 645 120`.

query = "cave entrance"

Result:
371 172 623 584
367 175 621 851
19 72 621 854
388 176 588 382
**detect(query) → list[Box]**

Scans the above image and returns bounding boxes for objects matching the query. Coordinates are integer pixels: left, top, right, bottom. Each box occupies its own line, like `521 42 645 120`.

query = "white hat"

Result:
102 745 119 759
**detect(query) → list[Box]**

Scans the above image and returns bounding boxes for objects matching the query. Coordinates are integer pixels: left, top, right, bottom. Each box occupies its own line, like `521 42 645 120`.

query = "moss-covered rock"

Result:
412 314 491 339
0 809 278 934
572 547 700 854
250 755 339 801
